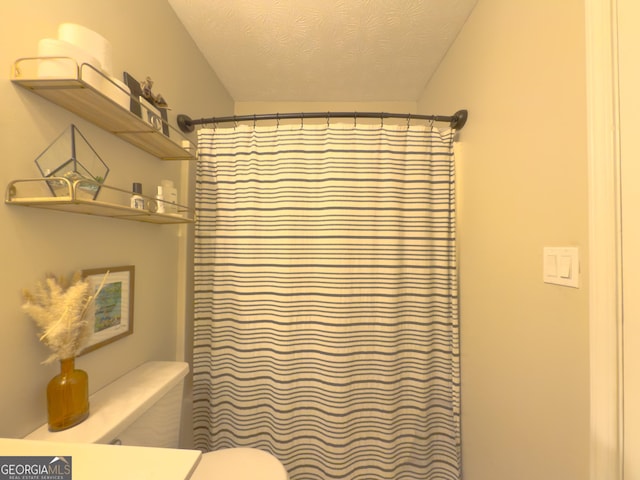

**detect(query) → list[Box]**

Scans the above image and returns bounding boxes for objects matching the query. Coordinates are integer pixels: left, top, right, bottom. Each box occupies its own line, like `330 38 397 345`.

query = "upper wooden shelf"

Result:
11 57 196 161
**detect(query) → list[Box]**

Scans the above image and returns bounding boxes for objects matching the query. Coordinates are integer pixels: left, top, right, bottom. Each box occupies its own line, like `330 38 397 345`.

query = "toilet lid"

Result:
190 448 288 480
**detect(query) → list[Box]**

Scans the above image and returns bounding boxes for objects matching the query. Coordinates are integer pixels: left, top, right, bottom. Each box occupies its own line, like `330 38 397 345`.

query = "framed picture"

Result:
123 72 169 136
80 265 134 354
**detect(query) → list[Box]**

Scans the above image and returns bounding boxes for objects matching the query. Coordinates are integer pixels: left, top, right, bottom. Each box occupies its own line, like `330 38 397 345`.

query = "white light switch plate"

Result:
543 247 579 288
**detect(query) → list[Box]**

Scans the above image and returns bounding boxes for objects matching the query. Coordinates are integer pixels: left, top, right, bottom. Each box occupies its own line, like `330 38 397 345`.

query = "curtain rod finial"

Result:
178 114 195 133
451 110 468 130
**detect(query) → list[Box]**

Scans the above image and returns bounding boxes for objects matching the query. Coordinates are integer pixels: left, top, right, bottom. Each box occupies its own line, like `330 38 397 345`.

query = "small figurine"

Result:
140 76 168 109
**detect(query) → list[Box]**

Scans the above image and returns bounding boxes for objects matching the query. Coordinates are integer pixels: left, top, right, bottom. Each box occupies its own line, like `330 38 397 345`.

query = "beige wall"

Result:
418 1 590 479
0 1 232 438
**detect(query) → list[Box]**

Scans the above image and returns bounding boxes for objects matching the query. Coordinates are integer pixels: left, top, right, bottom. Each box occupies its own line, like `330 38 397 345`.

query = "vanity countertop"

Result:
0 437 201 480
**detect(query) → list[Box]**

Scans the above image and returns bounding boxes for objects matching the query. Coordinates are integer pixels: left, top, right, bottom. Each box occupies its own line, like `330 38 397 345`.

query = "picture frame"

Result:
123 72 170 136
80 265 134 355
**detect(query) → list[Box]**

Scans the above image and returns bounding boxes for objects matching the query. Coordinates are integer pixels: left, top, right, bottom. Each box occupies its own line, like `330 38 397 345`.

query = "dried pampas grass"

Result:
22 271 106 364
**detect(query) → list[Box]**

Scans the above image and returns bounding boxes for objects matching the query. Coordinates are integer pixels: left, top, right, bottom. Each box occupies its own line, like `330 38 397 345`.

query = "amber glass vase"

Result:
46 357 89 431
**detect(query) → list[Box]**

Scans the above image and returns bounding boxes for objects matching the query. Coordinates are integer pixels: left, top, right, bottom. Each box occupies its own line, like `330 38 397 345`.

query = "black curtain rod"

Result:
176 109 468 133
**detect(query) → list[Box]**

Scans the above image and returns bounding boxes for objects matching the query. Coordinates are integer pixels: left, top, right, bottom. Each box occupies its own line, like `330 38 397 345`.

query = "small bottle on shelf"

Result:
130 182 144 209
161 179 178 214
155 185 165 214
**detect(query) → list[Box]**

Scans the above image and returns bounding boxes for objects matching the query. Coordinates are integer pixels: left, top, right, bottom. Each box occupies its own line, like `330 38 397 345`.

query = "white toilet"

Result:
25 361 288 480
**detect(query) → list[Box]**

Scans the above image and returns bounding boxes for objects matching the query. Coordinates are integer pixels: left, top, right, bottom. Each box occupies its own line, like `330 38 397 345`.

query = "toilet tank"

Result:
25 361 189 448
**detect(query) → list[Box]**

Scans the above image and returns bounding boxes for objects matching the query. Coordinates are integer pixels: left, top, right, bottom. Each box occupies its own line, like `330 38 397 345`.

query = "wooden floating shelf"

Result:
11 57 196 161
5 178 195 225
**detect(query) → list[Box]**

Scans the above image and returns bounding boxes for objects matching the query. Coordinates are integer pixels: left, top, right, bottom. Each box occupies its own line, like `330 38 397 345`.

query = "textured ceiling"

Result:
167 0 477 103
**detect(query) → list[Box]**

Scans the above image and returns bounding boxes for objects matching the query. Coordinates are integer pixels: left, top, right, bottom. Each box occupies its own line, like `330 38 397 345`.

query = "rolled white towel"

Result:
37 37 102 87
58 23 113 75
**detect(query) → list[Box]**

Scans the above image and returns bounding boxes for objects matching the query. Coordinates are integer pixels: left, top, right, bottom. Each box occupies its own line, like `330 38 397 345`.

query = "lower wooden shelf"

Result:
5 178 195 224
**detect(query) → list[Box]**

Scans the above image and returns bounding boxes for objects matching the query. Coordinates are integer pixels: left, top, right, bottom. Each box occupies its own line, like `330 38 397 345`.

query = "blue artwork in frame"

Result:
80 265 134 354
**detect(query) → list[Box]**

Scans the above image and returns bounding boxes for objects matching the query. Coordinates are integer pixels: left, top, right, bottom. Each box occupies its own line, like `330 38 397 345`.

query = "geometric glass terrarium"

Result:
34 124 109 200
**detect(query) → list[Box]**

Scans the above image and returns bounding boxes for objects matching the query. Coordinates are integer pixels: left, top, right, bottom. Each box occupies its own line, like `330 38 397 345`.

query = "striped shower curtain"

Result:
193 121 461 480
